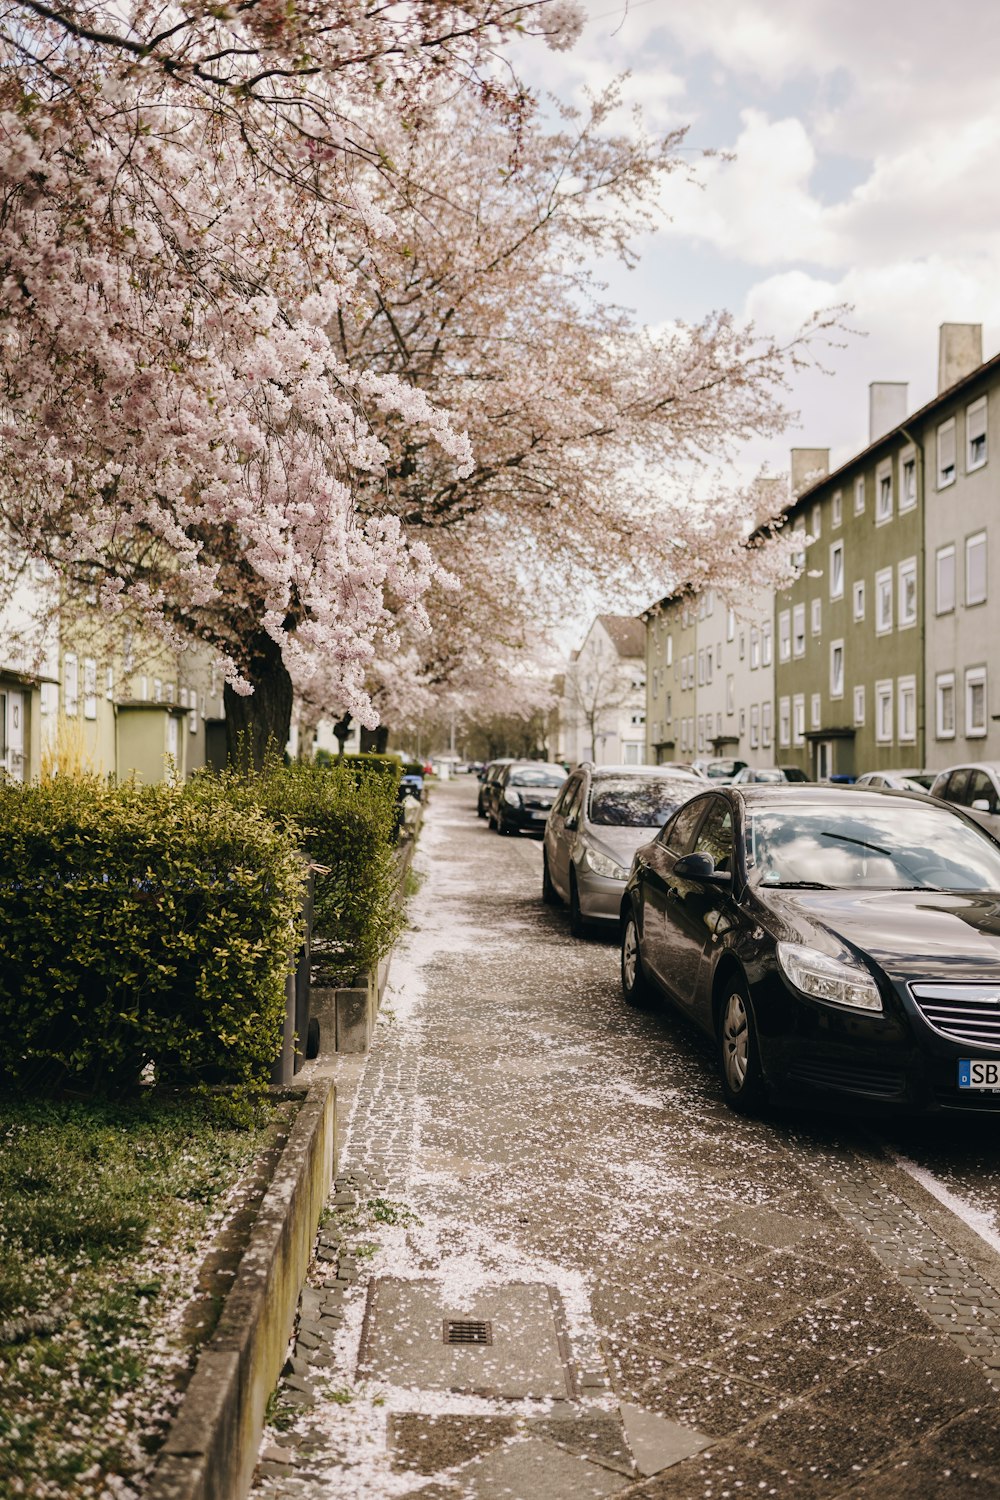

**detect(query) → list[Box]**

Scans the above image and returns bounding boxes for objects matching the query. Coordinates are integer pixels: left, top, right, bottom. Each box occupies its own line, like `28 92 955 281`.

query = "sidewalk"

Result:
253 781 1000 1499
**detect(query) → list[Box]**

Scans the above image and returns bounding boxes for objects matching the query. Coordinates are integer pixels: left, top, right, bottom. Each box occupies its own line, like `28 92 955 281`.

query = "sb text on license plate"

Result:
959 1059 1000 1090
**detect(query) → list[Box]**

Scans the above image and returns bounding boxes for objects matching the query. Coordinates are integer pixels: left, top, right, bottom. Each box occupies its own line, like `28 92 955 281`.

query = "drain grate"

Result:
443 1318 493 1346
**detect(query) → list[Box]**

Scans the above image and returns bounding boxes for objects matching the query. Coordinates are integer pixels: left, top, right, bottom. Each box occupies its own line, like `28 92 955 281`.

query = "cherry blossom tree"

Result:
0 0 583 764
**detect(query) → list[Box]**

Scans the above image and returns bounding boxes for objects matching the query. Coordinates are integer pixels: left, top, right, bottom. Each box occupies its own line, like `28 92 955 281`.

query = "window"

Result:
936 672 956 739
898 557 917 628
749 704 759 750
936 545 956 614
876 459 893 523
811 503 821 540
778 610 791 662
937 417 956 487
875 567 893 634
875 680 893 743
852 580 865 621
697 717 705 752
793 694 805 746
966 531 987 606
630 711 645 726
830 640 844 699
793 520 806 571
738 631 745 661
898 676 916 743
792 604 806 658
832 490 842 528
854 475 866 514
761 621 773 666
706 648 713 684
105 666 114 702
968 395 988 471
899 447 917 512
966 666 987 737
830 540 844 599
779 696 791 748
697 650 705 686
63 652 78 717
739 707 746 735
666 692 672 723
726 675 735 715
750 626 760 669
811 599 821 635
154 677 163 702
810 693 821 730
83 657 97 720
623 742 641 764
726 607 735 642
762 701 772 748
853 685 866 726
666 634 673 667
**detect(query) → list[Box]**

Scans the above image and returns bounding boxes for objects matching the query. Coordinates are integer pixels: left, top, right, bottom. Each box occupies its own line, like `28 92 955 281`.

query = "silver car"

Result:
930 762 1000 838
542 764 704 936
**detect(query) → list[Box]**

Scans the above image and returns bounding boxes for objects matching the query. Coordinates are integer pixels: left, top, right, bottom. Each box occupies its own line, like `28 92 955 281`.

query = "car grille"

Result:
521 797 552 811
786 1056 905 1098
910 984 1000 1048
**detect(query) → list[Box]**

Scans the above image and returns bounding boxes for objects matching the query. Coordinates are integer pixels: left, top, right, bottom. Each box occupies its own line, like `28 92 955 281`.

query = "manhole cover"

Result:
359 1280 574 1398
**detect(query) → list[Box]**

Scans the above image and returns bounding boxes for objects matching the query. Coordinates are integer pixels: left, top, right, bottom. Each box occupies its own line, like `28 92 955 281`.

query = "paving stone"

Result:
387 1413 518 1474
638 1362 785 1438
453 1436 629 1498
624 1439 801 1499
618 1402 710 1476
282 1355 311 1378
528 1412 634 1475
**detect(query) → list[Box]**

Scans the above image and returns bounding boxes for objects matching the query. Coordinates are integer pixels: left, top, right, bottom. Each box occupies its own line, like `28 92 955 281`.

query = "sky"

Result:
512 0 1000 484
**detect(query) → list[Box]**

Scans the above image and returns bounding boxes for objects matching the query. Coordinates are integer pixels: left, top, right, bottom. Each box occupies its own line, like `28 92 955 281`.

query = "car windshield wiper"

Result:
818 831 894 858
762 879 834 889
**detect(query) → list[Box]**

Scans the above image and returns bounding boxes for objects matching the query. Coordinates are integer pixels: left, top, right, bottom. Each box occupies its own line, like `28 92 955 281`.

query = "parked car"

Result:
930 763 1000 839
729 767 800 785
691 757 748 783
855 770 932 794
543 765 703 936
620 783 1000 1115
775 765 810 783
477 758 515 818
485 761 567 835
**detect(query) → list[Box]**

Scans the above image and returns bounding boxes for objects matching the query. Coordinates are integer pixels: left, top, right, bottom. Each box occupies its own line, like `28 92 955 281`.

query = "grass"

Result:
0 1094 274 1500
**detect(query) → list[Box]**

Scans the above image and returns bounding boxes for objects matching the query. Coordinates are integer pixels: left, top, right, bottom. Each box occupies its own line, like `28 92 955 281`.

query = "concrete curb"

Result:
146 1078 336 1500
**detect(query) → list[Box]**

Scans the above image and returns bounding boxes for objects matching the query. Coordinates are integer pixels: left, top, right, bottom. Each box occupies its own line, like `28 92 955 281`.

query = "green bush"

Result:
0 777 304 1098
244 760 403 979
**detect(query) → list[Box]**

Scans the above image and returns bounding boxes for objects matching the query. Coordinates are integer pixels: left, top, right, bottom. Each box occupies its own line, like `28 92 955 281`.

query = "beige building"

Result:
560 615 646 765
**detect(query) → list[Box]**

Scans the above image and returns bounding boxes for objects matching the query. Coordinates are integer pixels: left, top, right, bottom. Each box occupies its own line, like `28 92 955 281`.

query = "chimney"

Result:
790 447 830 496
869 382 908 443
938 323 983 393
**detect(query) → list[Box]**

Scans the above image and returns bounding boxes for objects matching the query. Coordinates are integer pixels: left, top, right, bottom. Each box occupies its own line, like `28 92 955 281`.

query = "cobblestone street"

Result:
254 780 1000 1498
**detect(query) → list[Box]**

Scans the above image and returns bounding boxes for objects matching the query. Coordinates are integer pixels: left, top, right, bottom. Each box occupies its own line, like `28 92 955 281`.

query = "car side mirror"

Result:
673 851 732 885
971 799 992 813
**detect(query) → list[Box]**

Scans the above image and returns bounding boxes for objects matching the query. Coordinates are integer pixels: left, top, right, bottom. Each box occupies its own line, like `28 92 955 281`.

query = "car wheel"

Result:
569 872 589 938
542 850 559 906
477 799 486 819
717 980 766 1114
621 912 653 1006
487 807 497 829
497 812 512 835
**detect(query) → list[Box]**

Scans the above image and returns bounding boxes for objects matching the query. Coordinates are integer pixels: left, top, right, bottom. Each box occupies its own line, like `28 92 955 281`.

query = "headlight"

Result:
776 941 882 1013
503 788 522 806
584 847 629 880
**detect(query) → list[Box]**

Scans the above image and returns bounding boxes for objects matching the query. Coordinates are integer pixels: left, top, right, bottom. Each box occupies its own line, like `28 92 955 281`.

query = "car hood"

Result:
585 825 664 865
759 887 1000 982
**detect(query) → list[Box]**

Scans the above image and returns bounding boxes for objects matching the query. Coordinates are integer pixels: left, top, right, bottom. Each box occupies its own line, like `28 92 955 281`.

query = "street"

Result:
257 779 1000 1498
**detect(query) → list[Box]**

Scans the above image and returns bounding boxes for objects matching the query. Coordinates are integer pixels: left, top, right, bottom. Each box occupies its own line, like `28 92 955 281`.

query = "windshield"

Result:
589 777 696 828
509 767 566 788
748 801 1000 891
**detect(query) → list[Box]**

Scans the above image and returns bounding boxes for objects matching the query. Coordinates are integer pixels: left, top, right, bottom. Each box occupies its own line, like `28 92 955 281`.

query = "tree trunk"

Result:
333 713 352 759
224 629 294 771
360 724 390 754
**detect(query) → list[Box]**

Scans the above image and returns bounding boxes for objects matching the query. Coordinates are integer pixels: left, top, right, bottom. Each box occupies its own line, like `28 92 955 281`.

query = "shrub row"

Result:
0 757 404 1098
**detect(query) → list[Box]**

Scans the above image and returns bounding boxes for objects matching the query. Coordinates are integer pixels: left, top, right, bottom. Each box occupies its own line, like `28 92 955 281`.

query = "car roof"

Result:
588 764 702 780
933 762 1000 776
731 783 937 808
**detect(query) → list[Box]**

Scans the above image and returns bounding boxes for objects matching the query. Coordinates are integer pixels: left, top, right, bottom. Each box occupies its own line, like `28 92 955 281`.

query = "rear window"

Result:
589 777 697 828
509 767 566 788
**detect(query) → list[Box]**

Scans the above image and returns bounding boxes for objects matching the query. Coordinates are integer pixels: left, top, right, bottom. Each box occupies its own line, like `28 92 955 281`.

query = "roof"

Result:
597 614 645 658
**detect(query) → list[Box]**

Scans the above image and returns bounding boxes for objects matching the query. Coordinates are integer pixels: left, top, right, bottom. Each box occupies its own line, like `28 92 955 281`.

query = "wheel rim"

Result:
623 920 638 989
722 991 749 1091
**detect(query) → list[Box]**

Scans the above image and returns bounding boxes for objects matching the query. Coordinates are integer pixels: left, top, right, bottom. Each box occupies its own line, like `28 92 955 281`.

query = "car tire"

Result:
487 807 497 829
717 980 767 1115
569 872 589 938
542 850 559 905
477 800 486 819
497 812 512 835
620 911 653 1006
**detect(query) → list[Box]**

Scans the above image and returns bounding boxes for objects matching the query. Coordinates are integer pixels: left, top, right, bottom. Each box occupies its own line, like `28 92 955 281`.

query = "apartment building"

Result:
643 590 695 762
560 614 646 765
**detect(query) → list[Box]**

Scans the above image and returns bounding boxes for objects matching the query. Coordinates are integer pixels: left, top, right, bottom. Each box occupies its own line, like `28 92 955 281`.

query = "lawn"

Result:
0 1094 285 1500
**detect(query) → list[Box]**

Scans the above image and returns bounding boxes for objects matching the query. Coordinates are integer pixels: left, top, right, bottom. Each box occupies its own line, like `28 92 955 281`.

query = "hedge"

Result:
0 777 304 1098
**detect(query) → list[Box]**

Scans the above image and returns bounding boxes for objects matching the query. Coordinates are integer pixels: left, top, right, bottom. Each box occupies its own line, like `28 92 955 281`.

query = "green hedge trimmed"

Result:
244 761 403 979
0 777 303 1098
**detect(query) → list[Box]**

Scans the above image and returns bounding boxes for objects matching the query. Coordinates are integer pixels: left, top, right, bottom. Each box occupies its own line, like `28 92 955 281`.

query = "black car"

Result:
477 758 514 818
620 784 1000 1115
486 761 567 835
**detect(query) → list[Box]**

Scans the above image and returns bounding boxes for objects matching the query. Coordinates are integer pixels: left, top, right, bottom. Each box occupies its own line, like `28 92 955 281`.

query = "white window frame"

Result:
83 657 97 721
852 580 865 622
778 610 791 663
854 474 866 515
966 531 987 606
936 545 956 615
853 684 866 727
875 567 893 635
829 540 845 600
761 700 772 749
792 603 806 659
810 692 821 730
937 417 957 488
811 503 821 540
936 671 956 740
898 557 917 629
761 621 773 667
832 489 842 528
726 608 735 642
875 458 893 524
749 704 759 750
875 679 893 744
897 675 917 744
793 693 805 746
750 625 760 670
967 395 988 472
666 634 673 668
899 446 917 512
778 696 791 749
830 639 844 700
726 674 735 715
811 598 821 636
63 652 78 717
966 666 987 738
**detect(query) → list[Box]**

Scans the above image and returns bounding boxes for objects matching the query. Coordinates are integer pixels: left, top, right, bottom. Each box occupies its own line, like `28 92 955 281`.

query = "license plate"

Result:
958 1059 1000 1090
531 810 548 819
